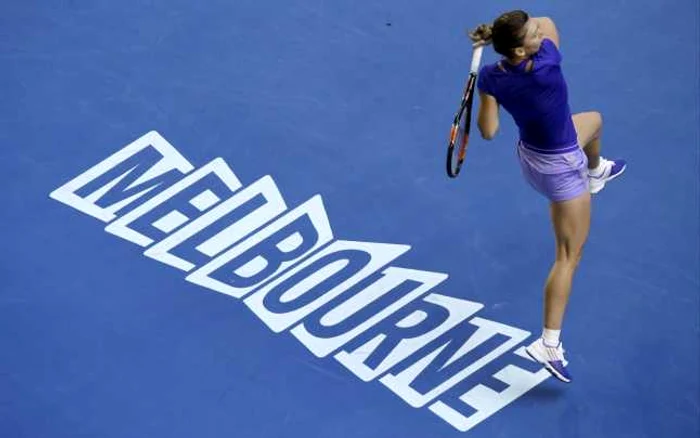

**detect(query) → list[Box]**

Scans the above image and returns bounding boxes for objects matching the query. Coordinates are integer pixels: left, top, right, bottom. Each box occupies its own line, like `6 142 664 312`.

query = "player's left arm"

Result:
477 91 499 140
534 16 560 48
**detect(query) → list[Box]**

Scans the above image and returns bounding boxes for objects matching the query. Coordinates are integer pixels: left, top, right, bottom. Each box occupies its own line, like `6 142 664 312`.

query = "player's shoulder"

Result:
535 38 562 63
478 62 502 77
477 62 503 96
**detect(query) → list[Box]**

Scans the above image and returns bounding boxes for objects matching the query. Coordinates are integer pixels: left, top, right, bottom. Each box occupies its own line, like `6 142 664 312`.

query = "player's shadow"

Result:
519 380 584 437
521 380 567 402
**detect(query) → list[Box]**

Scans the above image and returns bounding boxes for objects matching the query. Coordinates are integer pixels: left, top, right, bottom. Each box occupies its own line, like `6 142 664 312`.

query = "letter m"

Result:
50 131 195 223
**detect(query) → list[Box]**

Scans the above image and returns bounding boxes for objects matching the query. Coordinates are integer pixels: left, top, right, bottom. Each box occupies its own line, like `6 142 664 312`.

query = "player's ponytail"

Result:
468 24 493 46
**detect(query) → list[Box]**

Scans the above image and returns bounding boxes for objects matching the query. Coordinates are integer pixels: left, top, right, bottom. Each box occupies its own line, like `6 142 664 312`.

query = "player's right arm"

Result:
477 91 499 140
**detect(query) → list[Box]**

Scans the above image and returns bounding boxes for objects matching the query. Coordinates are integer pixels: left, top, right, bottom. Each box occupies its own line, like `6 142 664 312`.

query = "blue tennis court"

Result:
2 1 698 437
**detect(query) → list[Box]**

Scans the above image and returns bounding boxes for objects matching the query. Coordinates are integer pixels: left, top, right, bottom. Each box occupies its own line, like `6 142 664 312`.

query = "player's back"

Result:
477 39 577 150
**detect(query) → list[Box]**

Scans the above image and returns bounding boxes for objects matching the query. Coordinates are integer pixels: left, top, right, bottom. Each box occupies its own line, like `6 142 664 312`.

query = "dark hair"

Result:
491 10 530 57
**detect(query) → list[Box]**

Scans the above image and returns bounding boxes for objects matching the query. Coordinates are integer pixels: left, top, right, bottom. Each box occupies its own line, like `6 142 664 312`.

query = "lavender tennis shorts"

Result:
516 140 589 202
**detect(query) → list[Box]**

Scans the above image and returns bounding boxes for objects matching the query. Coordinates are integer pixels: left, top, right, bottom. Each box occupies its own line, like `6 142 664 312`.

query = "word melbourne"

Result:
49 131 550 432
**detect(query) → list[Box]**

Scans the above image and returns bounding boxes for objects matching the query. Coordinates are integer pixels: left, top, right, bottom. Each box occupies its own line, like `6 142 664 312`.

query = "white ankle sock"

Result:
542 328 561 347
588 159 607 177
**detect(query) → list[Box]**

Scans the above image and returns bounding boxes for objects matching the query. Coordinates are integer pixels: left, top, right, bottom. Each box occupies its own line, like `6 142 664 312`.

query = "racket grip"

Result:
470 46 484 73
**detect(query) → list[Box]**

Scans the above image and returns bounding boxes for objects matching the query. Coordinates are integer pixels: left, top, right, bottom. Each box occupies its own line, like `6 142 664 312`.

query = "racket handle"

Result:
470 46 484 73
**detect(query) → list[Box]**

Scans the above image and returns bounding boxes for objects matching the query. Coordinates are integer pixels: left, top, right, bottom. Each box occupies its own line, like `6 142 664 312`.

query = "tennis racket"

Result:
446 45 484 178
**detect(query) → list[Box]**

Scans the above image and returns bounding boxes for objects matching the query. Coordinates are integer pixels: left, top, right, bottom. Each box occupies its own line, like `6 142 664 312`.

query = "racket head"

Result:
446 73 477 178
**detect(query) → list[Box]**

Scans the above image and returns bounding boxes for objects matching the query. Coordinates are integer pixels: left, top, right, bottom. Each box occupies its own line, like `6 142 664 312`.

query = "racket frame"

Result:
446 45 484 178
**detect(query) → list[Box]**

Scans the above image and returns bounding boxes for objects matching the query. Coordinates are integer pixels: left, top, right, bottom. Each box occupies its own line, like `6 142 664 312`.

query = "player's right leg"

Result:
526 191 591 383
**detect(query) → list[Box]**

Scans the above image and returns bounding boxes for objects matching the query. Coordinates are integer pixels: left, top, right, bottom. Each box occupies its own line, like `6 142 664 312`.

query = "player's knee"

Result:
575 245 584 266
556 241 584 266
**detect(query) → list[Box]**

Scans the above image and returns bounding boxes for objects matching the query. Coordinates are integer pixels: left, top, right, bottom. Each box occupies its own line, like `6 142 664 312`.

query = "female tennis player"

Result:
469 11 626 382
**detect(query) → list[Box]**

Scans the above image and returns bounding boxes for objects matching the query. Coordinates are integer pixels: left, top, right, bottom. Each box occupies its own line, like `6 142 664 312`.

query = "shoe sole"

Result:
590 163 627 194
525 347 572 383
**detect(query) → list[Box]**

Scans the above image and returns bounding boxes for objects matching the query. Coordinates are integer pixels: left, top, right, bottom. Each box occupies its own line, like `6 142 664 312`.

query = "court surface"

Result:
2 1 698 437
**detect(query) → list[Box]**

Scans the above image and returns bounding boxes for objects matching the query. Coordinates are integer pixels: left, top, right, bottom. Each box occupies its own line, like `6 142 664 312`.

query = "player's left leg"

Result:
572 111 626 194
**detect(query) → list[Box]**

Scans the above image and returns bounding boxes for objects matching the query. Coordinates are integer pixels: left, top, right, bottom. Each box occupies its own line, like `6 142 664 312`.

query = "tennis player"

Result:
469 10 626 382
